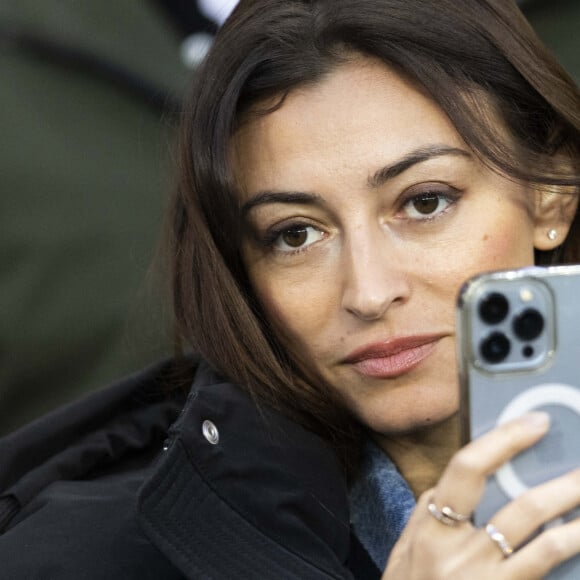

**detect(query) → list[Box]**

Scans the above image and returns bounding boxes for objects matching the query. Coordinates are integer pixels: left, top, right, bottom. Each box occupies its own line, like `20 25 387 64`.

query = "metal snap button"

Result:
202 420 219 445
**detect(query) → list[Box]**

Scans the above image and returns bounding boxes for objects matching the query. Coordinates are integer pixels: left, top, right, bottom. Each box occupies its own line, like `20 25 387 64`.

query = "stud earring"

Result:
547 229 558 241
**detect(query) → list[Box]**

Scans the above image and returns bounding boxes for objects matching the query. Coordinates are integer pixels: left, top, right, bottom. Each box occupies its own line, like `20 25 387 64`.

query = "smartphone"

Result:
457 265 580 580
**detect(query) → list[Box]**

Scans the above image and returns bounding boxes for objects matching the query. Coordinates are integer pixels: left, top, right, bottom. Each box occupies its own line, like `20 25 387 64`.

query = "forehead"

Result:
231 56 470 195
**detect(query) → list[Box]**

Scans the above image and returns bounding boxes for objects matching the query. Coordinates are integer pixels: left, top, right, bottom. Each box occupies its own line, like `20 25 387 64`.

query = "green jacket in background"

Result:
0 0 191 434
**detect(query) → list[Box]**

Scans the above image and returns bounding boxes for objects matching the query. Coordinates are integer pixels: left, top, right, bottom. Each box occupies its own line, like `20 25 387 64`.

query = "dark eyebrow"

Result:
241 145 471 214
368 145 471 188
241 191 323 215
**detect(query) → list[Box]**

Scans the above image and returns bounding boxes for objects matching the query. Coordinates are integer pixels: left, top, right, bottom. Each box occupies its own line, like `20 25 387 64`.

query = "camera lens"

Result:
512 308 544 341
522 345 534 358
478 292 509 325
480 332 511 363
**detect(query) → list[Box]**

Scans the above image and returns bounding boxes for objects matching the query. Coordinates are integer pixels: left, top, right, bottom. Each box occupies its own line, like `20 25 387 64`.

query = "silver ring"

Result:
485 523 514 558
427 500 469 526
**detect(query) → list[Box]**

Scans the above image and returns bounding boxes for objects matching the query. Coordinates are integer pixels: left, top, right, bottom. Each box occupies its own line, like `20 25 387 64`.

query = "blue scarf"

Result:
349 441 416 570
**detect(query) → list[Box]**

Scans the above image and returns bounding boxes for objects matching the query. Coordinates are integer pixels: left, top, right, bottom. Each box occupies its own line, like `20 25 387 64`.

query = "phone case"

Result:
457 265 580 580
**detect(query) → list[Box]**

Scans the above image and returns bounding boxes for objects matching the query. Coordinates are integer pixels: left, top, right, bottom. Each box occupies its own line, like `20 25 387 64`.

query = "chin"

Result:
371 412 458 437
359 389 460 436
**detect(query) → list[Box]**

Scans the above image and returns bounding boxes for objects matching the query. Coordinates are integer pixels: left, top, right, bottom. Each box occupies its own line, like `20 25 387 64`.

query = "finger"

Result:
433 412 550 515
490 468 580 549
502 517 580 580
404 489 464 537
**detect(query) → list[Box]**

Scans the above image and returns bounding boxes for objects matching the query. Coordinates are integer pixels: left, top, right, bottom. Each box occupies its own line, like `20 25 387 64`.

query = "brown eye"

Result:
282 227 308 247
412 194 439 215
399 187 459 221
271 225 326 253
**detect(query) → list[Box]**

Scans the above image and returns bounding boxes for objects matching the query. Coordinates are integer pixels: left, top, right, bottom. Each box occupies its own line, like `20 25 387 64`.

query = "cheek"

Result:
447 209 536 284
419 220 536 315
249 263 336 348
476 224 536 270
474 191 537 266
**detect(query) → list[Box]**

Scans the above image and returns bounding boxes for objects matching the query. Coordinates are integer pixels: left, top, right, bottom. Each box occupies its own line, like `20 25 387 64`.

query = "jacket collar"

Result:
138 361 364 579
0 358 380 578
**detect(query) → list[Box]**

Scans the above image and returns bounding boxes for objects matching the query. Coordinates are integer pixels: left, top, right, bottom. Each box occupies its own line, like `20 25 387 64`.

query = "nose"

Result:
340 228 411 321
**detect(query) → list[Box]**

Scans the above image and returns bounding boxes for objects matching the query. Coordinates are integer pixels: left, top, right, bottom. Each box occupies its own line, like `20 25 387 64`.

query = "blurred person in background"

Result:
0 0 237 434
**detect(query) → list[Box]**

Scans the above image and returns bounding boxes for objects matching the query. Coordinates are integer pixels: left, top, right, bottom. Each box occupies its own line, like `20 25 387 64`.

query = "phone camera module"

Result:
478 292 509 325
480 332 511 364
512 308 544 341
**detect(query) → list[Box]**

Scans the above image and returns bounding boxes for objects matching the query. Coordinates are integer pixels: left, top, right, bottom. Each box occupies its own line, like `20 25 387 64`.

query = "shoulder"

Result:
138 361 355 578
0 360 363 579
0 360 187 579
0 467 185 579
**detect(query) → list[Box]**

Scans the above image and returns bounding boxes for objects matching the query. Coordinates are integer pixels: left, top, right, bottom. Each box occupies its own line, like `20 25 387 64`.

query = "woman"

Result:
0 0 578 578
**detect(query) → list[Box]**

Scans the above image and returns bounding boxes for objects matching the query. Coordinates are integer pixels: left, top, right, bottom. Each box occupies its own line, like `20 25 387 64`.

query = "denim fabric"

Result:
349 441 416 570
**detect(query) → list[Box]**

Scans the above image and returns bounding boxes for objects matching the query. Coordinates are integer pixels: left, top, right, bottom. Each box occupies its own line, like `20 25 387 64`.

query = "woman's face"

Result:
234 57 547 436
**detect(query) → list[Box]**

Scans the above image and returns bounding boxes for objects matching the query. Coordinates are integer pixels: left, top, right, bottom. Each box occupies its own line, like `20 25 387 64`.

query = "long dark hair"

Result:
166 0 580 471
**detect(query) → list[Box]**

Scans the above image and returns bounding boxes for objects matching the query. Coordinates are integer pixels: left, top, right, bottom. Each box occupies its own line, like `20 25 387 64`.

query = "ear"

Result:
533 153 579 251
533 188 578 250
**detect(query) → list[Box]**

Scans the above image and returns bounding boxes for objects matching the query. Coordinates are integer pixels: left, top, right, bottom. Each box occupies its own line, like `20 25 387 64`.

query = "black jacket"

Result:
0 360 380 579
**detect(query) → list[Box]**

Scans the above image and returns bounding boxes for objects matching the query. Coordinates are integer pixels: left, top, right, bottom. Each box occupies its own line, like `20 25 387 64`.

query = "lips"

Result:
343 335 443 378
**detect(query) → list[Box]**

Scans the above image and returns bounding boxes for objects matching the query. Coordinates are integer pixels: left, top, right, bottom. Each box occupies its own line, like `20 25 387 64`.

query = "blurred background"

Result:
0 0 578 435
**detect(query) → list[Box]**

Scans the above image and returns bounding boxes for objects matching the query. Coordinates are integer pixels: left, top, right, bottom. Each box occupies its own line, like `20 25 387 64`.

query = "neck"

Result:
373 414 461 499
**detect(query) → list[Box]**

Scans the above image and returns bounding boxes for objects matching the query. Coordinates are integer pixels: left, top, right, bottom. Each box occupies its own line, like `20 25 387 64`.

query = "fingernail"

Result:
523 411 550 430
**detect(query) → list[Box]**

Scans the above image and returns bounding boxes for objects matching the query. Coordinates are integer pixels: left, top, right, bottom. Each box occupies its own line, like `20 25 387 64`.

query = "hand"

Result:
382 413 580 579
